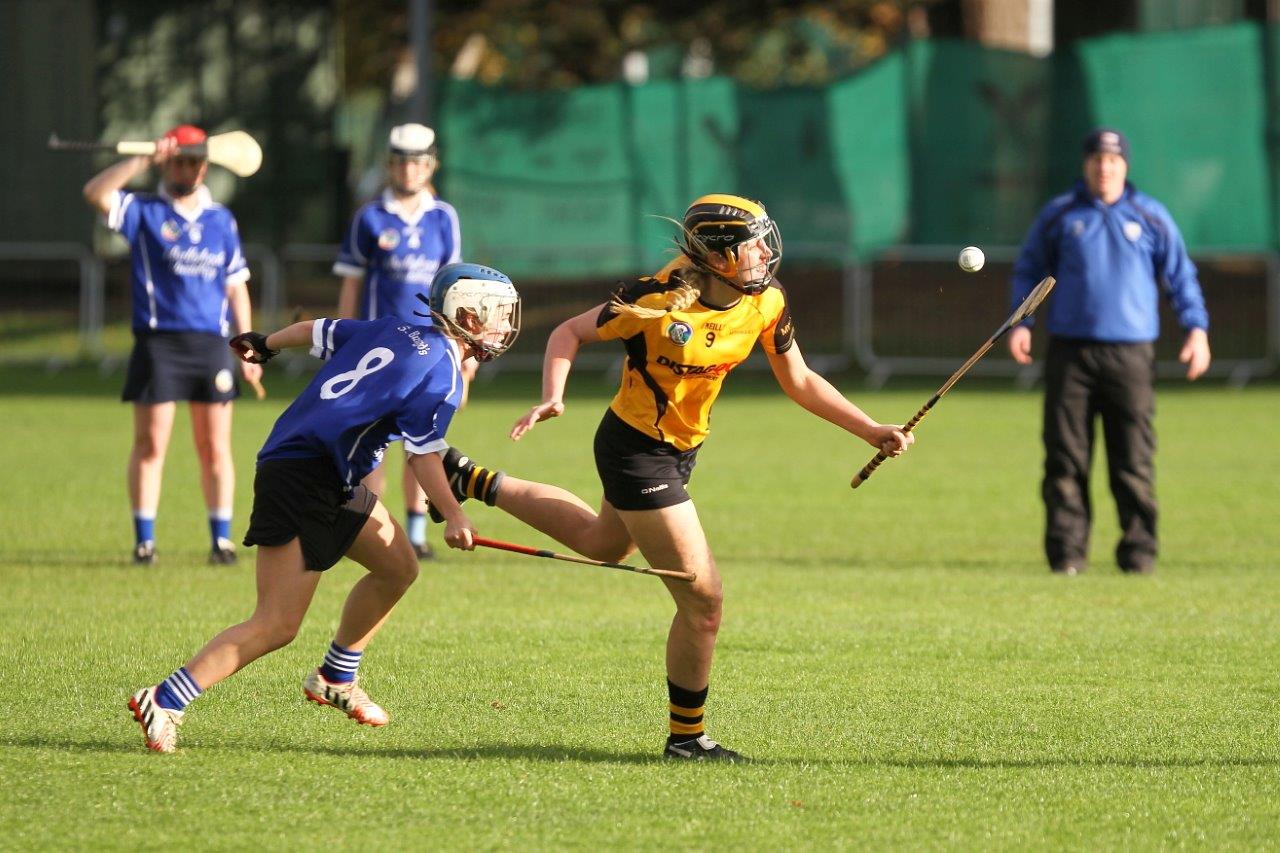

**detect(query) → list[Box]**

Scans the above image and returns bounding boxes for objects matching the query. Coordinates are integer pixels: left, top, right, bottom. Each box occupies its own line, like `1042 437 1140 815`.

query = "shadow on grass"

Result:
9 735 1280 770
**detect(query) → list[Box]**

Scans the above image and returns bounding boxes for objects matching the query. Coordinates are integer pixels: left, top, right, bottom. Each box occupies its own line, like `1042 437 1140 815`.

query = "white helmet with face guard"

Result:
423 262 521 362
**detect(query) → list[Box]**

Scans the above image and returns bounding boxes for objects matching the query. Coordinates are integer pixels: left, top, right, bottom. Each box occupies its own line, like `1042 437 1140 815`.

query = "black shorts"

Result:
122 331 238 403
593 408 699 511
243 457 378 571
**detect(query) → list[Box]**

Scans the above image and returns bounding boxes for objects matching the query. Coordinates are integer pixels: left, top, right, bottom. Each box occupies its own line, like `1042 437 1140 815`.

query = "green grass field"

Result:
2 367 1277 849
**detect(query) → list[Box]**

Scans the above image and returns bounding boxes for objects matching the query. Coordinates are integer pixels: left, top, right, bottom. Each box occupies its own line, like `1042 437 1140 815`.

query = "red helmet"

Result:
164 124 207 150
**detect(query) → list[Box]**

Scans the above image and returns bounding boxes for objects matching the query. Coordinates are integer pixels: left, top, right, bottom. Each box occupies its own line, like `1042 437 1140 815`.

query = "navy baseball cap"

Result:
1083 128 1129 161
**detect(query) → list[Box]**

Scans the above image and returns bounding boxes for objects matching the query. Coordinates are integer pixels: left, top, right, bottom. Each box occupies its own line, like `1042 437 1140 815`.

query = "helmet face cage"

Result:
678 194 783 294
429 264 521 362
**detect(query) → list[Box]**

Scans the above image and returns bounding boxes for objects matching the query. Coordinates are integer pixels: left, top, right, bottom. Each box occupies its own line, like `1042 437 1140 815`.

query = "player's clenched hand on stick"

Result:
229 331 280 364
872 424 913 457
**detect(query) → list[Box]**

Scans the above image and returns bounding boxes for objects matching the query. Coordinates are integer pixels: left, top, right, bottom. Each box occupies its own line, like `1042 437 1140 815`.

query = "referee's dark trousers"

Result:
1041 338 1157 572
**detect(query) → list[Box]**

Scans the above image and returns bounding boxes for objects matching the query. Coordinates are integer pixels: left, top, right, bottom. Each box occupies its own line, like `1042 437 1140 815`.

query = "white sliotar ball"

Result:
958 246 985 273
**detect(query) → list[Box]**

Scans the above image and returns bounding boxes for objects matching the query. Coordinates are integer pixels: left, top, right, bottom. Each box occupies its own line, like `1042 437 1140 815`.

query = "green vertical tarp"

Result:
1075 23 1271 249
905 39 1052 246
828 51 911 255
439 81 638 276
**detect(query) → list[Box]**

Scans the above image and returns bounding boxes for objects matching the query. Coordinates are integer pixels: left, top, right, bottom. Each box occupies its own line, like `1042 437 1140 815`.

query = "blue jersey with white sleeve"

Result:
257 317 464 491
1010 180 1209 342
107 186 249 334
332 189 462 321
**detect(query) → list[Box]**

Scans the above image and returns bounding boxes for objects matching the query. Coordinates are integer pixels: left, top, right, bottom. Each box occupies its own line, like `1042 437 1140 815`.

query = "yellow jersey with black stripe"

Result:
595 263 795 451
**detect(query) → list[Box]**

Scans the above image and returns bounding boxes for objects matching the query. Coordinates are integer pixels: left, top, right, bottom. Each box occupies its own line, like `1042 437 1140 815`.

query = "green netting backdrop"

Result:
439 23 1273 276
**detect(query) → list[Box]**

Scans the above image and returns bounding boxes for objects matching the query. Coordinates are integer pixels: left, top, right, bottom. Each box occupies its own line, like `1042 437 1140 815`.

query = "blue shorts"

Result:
122 331 238 404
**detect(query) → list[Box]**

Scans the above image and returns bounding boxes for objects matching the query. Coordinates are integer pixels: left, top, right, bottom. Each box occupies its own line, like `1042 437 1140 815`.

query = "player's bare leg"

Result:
492 477 636 562
473 462 738 759
129 537 321 752
300 499 417 727
362 464 387 498
183 538 322 687
615 501 737 760
333 499 420 649
615 502 721 689
191 401 236 563
128 402 175 563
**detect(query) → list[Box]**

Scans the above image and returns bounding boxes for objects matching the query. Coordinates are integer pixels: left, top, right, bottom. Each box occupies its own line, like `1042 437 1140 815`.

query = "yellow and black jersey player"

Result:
431 193 914 761
597 250 794 452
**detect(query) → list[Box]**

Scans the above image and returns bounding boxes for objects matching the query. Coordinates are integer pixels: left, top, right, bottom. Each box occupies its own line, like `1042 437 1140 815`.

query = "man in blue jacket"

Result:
1008 128 1211 575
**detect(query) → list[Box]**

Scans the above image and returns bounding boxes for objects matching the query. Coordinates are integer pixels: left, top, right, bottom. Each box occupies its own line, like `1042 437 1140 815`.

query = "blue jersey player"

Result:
83 124 263 566
127 263 520 753
333 123 473 560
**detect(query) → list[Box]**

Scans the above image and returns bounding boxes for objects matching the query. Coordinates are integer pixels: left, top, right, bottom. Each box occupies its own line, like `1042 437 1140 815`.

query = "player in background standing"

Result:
332 123 474 560
83 124 263 566
1009 128 1211 575
127 263 520 753
432 195 912 761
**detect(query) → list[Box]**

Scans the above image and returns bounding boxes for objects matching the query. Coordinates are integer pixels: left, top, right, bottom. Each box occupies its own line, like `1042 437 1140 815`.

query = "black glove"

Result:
230 331 280 364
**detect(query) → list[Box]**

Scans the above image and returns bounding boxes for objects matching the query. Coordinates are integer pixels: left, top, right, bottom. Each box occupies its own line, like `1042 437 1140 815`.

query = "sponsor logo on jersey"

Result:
161 220 182 242
166 246 228 279
1123 221 1142 242
655 354 733 378
383 253 440 284
378 228 401 250
188 223 203 244
1071 219 1086 238
406 228 421 249
667 320 693 345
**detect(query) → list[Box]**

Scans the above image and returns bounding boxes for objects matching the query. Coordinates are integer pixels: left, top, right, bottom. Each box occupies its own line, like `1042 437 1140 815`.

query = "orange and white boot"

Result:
127 686 183 753
302 669 389 726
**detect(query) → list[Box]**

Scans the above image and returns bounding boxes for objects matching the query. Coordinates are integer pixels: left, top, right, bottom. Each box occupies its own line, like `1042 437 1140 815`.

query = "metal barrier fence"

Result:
2 242 1277 385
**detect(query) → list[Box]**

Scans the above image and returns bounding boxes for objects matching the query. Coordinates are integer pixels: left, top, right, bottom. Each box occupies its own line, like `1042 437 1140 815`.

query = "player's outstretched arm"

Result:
510 306 605 441
230 320 317 363
766 343 913 457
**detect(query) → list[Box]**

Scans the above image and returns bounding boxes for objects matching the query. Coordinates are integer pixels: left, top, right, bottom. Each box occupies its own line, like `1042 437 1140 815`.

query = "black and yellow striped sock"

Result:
667 679 709 742
442 448 505 506
459 464 504 506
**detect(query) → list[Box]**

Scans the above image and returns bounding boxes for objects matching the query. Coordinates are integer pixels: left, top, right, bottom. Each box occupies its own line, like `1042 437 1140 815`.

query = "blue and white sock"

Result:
133 513 156 546
209 510 232 547
154 667 202 712
406 511 426 546
319 641 362 684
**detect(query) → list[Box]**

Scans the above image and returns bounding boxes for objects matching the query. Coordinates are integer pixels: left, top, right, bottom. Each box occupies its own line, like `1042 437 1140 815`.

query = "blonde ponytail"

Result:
609 256 704 319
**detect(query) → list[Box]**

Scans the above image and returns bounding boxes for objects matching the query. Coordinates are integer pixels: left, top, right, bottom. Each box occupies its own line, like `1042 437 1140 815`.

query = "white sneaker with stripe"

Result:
127 686 183 753
302 669 389 726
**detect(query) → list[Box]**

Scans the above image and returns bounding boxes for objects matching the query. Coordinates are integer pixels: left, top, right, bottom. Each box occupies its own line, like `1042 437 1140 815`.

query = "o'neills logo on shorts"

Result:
640 484 669 495
655 354 732 378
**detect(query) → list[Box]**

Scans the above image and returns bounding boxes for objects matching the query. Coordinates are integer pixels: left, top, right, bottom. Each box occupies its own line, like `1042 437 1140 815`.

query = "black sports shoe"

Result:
208 537 238 565
132 541 156 566
427 448 504 522
412 541 436 561
663 734 744 762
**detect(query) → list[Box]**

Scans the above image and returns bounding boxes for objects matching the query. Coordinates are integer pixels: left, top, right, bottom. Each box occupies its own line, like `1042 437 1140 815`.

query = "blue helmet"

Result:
426 262 521 361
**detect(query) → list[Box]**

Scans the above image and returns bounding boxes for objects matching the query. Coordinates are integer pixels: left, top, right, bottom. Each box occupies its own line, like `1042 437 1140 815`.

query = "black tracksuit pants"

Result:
1041 338 1157 571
